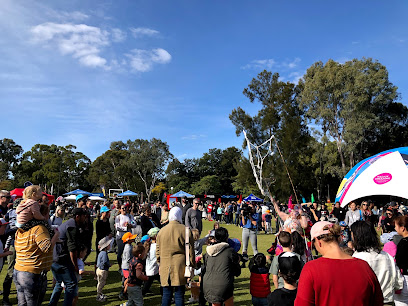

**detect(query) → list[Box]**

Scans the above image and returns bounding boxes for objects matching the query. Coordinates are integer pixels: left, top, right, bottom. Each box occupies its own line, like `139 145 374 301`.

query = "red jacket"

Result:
250 271 271 298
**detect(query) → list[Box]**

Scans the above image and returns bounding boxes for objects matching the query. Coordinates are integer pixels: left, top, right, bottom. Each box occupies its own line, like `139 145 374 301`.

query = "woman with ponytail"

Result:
295 221 383 306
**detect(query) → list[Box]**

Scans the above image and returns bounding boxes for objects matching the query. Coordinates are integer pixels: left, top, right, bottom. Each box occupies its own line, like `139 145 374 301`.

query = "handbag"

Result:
184 226 194 278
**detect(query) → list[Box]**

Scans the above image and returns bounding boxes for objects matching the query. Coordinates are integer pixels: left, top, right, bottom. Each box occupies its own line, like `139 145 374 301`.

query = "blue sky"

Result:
1 0 408 161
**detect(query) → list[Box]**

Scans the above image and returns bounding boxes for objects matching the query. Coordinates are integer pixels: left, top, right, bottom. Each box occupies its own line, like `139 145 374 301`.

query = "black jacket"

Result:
177 203 192 224
202 242 241 303
140 213 161 236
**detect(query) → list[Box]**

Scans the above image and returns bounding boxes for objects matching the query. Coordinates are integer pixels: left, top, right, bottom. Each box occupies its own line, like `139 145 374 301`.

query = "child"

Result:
122 232 137 279
339 221 352 248
265 210 272 234
270 231 302 289
16 185 46 228
96 236 112 302
120 232 137 300
72 245 95 306
125 245 149 305
249 253 271 306
143 227 160 296
267 253 301 306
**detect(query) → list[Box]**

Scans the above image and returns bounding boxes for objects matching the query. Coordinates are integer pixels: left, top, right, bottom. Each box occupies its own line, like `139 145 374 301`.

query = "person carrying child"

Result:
267 253 301 306
96 236 112 302
125 245 149 306
249 253 270 306
16 185 55 237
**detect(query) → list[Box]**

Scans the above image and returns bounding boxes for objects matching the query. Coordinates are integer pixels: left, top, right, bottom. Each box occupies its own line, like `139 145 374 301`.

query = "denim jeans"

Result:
127 285 143 306
162 285 185 306
252 296 268 306
48 262 78 306
13 270 48 306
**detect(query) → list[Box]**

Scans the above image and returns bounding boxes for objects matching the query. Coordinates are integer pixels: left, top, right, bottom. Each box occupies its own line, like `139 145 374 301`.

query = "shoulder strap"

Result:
185 226 190 267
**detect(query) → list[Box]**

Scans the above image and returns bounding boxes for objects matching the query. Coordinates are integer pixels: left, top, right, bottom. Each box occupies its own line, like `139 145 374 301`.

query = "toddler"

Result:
96 237 112 302
264 210 272 234
249 253 271 306
125 245 148 305
16 185 46 228
72 245 94 306
143 227 160 296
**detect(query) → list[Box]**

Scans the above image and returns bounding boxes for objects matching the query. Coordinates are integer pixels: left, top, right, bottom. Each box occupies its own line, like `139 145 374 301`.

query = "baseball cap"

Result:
76 194 85 202
278 252 302 276
100 206 110 213
310 221 332 241
0 218 9 226
122 232 137 243
140 235 150 243
339 221 347 227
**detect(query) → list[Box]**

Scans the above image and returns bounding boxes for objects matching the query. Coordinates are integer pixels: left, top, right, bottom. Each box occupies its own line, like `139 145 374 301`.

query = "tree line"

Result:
2 58 408 202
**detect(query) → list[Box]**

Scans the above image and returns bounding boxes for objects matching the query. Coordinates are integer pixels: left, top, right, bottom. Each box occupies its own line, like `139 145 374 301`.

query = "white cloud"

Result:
111 28 126 42
285 57 301 69
30 22 110 68
181 134 207 140
241 59 275 70
47 10 89 22
288 71 304 84
130 27 159 38
126 48 171 72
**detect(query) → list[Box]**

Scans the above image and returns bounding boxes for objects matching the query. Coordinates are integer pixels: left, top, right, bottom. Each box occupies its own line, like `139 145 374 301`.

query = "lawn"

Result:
1 219 277 305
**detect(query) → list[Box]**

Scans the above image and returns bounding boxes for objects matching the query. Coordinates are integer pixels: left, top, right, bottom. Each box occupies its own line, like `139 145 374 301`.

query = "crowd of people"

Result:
0 187 408 306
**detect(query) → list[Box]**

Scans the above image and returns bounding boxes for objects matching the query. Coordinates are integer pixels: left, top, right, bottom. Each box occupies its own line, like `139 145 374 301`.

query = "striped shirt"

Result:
14 225 53 274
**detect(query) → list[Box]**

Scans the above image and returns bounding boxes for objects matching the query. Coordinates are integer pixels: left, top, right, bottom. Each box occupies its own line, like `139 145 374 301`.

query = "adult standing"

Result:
14 205 60 306
351 221 403 305
0 190 10 217
295 221 383 306
161 205 170 226
156 207 194 306
177 196 192 224
115 203 136 269
241 203 258 259
185 198 203 235
154 201 162 221
202 227 241 306
95 206 112 254
109 199 120 252
49 208 88 306
140 205 161 236
394 215 408 305
331 202 346 222
344 201 362 227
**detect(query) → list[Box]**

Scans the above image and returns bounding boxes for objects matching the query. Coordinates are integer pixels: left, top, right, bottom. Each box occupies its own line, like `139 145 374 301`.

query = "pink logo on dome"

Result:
373 173 392 185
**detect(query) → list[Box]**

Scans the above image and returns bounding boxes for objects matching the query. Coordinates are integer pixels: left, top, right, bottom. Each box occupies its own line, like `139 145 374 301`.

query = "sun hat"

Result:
122 232 137 243
310 221 333 241
0 218 9 226
98 236 113 250
147 227 160 238
100 206 110 213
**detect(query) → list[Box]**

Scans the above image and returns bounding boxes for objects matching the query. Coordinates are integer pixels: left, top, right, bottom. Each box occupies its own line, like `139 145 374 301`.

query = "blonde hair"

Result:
191 229 200 241
23 185 42 200
319 223 341 243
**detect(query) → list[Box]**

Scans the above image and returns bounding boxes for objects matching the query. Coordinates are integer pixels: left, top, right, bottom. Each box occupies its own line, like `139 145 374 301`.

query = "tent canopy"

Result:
335 147 408 207
221 195 237 199
64 189 91 196
117 190 138 196
170 190 194 198
89 196 106 201
243 194 263 202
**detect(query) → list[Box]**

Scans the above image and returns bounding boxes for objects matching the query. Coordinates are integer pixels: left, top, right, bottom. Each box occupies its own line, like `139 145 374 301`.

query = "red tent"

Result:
10 188 55 204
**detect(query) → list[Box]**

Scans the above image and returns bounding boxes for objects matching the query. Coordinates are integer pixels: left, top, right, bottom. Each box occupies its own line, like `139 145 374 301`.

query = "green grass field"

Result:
1 220 277 305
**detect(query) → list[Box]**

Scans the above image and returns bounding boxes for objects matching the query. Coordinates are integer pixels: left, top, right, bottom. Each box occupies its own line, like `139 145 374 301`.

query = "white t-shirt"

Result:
261 205 268 214
146 243 159 276
115 214 134 238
